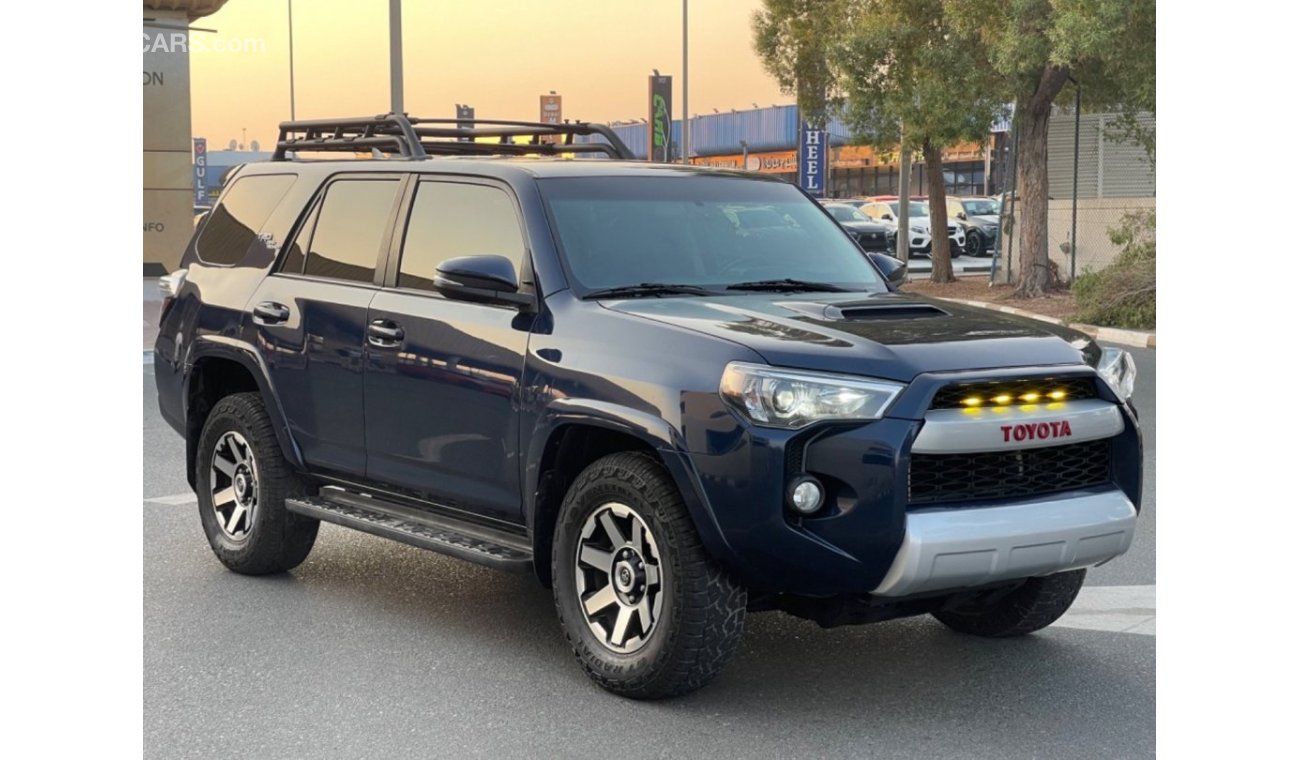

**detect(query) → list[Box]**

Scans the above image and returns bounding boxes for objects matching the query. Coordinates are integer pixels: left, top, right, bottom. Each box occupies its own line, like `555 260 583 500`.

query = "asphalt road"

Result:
144 347 1155 759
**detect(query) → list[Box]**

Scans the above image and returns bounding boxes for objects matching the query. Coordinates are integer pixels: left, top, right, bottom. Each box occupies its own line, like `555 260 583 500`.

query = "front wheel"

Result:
964 229 983 257
552 452 747 699
932 569 1086 637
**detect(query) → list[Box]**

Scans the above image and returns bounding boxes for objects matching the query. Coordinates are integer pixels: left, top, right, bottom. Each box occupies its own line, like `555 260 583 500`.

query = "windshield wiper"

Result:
583 282 716 299
726 278 852 293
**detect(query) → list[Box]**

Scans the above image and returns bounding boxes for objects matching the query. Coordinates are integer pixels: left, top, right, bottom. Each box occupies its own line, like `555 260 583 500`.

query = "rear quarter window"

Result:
196 174 298 265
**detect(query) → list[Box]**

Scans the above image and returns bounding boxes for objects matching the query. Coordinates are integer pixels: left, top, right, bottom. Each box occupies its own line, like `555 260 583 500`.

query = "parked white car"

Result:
860 200 965 257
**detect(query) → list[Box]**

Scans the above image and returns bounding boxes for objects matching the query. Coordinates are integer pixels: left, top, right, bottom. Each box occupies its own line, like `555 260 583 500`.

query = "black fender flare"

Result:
523 398 736 569
185 335 306 473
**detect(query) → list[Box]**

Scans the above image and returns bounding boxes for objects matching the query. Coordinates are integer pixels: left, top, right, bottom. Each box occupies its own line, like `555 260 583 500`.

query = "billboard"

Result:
648 74 672 162
192 138 208 206
798 121 827 197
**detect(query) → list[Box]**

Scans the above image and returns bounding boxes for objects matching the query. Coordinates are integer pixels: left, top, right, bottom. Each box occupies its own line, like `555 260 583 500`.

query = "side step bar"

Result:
285 489 534 573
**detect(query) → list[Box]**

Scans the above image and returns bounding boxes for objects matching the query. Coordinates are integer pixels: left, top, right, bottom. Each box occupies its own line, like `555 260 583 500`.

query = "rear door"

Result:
363 177 533 521
248 174 405 476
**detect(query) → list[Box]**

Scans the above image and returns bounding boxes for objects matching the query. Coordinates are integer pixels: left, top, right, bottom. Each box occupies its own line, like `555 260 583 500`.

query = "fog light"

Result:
788 476 825 515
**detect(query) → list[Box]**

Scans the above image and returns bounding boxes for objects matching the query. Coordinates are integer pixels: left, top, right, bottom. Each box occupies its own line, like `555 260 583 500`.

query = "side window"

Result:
302 179 400 284
398 181 527 292
277 203 318 275
196 174 297 265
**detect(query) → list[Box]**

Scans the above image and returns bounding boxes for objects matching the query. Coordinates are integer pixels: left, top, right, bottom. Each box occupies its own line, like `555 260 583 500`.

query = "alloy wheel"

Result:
209 431 259 541
574 502 665 654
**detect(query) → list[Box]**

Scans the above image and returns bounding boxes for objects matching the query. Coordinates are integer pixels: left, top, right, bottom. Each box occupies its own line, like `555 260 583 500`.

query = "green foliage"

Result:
943 0 1155 121
1071 211 1155 329
752 0 849 128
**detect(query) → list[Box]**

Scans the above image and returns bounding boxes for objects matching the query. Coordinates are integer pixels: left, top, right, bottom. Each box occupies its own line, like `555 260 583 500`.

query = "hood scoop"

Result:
779 299 950 322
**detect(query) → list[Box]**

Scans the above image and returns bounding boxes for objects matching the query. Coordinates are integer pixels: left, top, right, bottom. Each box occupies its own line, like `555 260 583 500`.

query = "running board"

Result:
285 490 534 573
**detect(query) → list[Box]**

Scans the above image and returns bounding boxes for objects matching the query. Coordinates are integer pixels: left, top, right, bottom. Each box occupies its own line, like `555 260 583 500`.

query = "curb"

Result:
934 297 1156 349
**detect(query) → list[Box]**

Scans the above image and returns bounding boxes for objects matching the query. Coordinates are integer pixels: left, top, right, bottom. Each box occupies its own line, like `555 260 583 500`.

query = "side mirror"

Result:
866 251 908 290
434 254 534 308
881 213 894 222
956 211 967 220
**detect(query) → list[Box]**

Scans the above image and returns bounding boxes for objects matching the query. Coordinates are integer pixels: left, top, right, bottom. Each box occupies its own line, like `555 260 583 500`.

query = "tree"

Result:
754 0 1004 283
752 0 846 129
945 0 1156 297
832 0 1004 282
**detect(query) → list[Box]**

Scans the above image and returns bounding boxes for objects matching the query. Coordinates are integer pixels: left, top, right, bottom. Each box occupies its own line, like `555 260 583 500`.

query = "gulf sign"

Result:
193 138 208 206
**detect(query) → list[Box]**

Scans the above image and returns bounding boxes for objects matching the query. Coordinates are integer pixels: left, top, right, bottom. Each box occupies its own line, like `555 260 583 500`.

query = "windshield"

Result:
825 204 869 223
962 199 1000 216
888 201 928 218
540 177 888 295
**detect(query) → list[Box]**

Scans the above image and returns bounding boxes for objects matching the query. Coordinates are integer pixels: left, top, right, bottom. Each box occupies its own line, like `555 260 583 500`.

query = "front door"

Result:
364 178 533 521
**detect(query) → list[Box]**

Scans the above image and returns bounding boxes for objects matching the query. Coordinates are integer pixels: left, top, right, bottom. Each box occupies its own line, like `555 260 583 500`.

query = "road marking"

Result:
1054 584 1155 636
145 492 197 505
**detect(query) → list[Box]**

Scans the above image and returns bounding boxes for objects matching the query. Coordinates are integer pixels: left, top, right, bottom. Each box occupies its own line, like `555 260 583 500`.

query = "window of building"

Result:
398 181 526 292
196 174 297 265
302 179 401 284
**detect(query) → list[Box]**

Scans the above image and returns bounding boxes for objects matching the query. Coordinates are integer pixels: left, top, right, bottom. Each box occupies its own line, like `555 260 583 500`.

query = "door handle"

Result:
252 301 290 324
368 319 405 347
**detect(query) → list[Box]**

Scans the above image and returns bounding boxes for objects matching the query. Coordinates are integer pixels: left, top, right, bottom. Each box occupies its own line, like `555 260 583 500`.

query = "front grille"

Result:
930 377 1097 410
908 439 1111 505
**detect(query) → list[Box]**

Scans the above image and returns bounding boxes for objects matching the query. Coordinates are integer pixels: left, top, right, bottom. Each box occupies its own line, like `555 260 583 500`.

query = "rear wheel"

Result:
932 569 1086 637
195 392 319 575
552 452 747 699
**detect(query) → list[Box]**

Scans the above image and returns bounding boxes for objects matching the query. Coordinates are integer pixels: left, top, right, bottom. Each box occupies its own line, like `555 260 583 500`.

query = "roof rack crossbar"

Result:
272 113 635 160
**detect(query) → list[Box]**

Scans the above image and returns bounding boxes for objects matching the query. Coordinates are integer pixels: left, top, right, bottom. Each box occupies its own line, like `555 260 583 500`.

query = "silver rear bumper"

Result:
872 490 1137 597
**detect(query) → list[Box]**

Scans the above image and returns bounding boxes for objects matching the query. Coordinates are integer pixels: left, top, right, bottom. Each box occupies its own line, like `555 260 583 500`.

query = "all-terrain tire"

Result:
195 392 319 575
552 452 747 699
933 569 1086 637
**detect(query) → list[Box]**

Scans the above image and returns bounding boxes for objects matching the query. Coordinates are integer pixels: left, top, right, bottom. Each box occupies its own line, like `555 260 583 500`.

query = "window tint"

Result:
303 179 400 283
197 174 297 265
278 203 318 275
541 177 886 294
399 182 526 291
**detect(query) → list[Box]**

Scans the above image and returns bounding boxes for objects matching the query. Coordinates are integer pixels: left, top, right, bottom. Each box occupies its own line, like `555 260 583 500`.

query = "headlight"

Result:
1097 347 1137 400
910 225 925 234
720 362 903 429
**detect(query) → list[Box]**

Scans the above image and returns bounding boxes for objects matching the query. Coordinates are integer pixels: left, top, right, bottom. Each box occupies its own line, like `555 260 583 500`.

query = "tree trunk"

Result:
1014 66 1070 298
923 141 954 283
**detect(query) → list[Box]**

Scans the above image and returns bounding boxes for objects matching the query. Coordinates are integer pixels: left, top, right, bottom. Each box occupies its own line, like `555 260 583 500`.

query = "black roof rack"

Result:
272 113 635 161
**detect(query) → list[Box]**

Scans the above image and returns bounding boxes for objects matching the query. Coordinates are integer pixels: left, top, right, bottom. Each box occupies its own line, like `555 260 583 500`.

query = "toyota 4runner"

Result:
155 114 1141 699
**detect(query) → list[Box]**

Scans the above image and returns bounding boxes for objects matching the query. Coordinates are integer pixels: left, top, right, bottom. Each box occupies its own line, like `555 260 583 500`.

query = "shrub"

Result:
1071 211 1156 329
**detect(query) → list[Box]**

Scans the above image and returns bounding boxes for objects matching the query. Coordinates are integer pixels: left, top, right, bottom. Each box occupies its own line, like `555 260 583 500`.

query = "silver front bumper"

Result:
872 490 1137 597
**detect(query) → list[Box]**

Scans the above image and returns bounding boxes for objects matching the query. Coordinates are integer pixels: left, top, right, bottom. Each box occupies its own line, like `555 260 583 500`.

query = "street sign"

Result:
798 121 827 197
540 94 561 144
455 104 475 142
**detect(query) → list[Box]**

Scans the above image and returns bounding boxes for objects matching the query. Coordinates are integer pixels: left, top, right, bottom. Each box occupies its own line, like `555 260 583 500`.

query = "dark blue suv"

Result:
155 115 1141 699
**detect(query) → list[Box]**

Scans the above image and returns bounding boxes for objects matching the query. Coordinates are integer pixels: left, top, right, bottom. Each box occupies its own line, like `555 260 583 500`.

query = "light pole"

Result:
1066 74 1081 283
288 0 296 120
681 0 689 165
389 0 404 115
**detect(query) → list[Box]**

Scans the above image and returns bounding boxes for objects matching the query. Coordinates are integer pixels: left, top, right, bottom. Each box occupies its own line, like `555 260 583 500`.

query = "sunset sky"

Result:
190 0 789 149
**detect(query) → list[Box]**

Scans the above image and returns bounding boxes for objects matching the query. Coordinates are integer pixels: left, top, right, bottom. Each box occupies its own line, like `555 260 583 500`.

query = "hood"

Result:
971 214 1000 227
602 291 1094 382
839 220 891 234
